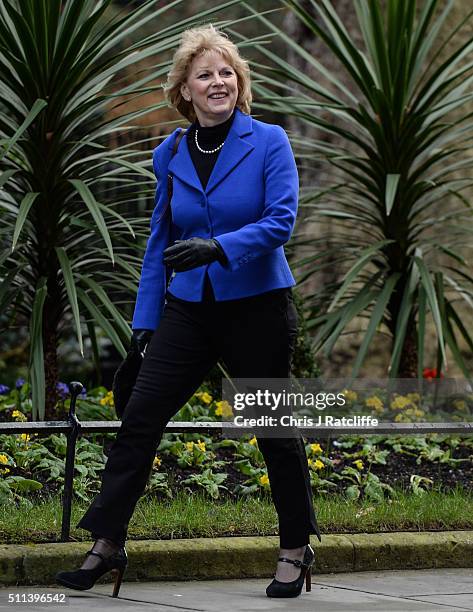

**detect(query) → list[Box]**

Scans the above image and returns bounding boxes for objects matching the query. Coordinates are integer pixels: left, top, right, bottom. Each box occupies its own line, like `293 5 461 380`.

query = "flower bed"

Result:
1 382 473 508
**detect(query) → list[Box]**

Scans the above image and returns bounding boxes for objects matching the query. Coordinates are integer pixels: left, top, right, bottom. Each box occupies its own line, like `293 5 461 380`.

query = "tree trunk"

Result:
43 297 59 420
397 317 418 378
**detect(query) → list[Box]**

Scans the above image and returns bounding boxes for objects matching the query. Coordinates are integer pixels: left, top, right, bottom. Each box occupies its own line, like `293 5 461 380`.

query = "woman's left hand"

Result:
163 237 226 271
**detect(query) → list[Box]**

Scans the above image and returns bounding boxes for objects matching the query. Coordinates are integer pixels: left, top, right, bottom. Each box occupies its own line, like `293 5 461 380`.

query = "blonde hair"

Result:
163 24 252 122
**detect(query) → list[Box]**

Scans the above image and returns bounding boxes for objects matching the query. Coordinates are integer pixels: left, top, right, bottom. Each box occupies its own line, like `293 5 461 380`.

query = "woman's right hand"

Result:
128 329 153 359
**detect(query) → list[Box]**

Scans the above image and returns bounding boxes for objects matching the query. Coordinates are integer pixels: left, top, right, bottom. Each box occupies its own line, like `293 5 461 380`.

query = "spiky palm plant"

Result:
243 0 473 381
0 0 244 419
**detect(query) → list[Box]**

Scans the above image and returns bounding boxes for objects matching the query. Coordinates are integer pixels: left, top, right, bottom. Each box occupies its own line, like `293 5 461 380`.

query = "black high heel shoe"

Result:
266 543 315 598
55 546 128 598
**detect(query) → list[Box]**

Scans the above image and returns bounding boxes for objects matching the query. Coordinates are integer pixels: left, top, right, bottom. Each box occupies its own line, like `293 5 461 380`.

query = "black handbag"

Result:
112 351 143 419
112 128 187 419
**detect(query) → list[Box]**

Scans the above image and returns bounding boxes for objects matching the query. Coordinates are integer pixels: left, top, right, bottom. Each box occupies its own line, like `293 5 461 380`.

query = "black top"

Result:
187 109 236 190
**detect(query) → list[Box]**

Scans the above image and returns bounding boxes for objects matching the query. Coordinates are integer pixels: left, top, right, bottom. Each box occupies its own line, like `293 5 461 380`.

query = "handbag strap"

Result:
167 127 186 205
153 127 187 226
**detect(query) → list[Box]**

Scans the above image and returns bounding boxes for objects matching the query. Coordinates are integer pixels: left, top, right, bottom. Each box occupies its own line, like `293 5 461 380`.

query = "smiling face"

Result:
180 49 239 127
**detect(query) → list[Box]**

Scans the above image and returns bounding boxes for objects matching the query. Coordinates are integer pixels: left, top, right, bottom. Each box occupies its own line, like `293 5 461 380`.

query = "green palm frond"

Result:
241 0 473 380
0 0 247 418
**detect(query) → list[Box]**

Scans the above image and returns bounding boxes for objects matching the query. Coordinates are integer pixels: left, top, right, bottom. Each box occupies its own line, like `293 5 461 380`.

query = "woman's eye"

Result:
198 71 233 78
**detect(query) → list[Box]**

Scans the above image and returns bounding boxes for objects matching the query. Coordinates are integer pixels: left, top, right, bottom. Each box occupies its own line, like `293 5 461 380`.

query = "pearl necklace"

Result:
195 129 225 154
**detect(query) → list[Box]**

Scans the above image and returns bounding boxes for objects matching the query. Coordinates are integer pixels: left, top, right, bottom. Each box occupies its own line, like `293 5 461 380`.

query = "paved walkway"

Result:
1 568 473 611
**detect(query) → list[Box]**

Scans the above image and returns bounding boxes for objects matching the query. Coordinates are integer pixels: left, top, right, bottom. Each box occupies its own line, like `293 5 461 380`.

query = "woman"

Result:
56 24 321 599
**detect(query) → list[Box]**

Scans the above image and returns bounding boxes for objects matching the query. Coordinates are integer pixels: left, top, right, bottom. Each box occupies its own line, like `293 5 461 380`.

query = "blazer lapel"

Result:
206 111 254 195
167 108 254 196
167 135 202 194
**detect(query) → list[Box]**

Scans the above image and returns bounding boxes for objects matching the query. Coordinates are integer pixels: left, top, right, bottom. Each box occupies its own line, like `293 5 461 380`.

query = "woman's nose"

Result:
211 73 224 86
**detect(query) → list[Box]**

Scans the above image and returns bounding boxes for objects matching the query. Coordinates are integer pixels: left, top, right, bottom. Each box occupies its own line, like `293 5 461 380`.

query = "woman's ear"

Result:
180 83 190 102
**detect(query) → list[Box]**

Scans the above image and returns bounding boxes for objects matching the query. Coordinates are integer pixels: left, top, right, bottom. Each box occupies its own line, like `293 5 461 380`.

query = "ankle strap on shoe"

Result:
277 556 309 569
86 550 107 561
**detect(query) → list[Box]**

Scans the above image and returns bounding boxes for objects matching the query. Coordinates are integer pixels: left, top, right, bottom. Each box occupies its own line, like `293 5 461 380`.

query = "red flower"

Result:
422 367 444 381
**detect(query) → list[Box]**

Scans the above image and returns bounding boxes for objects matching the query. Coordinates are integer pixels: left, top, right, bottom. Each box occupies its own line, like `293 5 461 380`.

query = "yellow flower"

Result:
214 400 233 418
249 436 258 446
405 408 425 419
1 467 10 474
185 441 194 452
342 389 358 403
365 396 383 413
259 473 270 487
12 410 27 422
353 459 364 470
407 392 421 403
196 439 206 452
195 391 213 405
394 413 410 422
0 454 9 465
453 400 467 412
314 459 324 470
20 433 30 443
390 395 412 410
310 443 322 455
100 391 115 407
153 456 162 468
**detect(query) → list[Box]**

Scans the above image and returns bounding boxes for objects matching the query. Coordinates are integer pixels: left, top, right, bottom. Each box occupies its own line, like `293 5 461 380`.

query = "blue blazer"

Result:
131 107 298 331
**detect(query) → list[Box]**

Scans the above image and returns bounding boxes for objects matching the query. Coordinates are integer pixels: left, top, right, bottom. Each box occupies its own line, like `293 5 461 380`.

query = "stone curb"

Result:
1 531 472 587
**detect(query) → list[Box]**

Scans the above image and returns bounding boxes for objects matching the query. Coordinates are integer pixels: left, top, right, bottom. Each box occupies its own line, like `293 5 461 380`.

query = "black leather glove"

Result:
128 329 153 359
163 238 227 272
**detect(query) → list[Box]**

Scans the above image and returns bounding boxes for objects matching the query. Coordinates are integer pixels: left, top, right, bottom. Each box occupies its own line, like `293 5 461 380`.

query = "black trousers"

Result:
77 275 321 548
